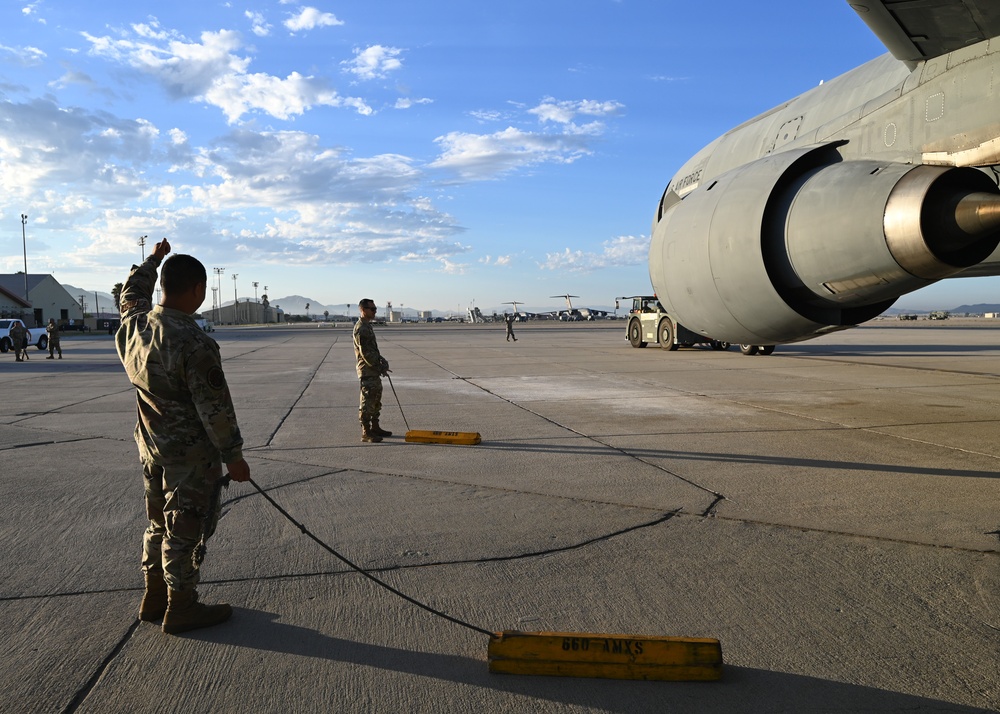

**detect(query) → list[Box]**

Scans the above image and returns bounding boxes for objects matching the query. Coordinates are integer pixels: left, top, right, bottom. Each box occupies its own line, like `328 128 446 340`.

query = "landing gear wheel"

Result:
759 345 775 355
628 320 647 348
659 320 678 351
740 344 759 356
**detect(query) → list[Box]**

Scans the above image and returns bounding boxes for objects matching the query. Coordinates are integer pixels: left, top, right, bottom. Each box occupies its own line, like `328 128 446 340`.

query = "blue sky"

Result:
0 1 993 313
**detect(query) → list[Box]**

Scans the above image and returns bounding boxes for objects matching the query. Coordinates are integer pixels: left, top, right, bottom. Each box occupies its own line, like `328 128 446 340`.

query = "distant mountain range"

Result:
63 284 117 314
883 303 1000 315
60 282 1000 319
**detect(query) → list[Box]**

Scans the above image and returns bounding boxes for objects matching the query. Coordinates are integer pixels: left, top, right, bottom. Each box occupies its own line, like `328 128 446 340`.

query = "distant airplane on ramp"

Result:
549 294 608 321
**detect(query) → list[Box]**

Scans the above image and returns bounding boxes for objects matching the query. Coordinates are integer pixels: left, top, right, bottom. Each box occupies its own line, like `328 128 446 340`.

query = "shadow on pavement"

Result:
198 608 991 713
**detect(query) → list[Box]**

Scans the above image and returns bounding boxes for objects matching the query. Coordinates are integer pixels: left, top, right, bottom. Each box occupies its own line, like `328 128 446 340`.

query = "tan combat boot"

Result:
361 418 382 443
370 419 392 437
138 570 168 622
162 588 232 635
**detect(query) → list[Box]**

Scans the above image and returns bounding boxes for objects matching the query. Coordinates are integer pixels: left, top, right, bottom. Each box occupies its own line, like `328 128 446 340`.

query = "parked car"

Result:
0 319 48 352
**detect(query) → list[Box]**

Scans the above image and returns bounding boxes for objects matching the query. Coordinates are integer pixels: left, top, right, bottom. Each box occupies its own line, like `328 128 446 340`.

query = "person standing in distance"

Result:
9 320 26 361
46 318 62 359
116 238 251 635
504 312 517 342
353 298 393 443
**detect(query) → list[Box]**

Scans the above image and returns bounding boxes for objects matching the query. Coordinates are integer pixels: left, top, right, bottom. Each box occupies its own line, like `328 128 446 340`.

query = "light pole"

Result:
138 235 147 260
232 273 239 324
213 268 225 321
20 214 28 301
252 281 259 323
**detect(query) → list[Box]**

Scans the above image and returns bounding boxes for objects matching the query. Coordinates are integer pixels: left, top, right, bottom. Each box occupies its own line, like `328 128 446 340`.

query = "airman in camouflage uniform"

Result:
9 320 25 361
353 298 392 443
46 318 62 359
116 238 251 634
504 312 517 342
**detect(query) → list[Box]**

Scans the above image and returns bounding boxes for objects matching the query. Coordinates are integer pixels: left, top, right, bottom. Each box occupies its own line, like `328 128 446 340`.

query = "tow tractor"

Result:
617 296 732 351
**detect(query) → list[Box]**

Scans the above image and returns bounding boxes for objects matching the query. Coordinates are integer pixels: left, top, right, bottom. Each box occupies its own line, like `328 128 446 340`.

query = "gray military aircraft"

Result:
549 295 608 321
650 0 1000 352
501 301 531 321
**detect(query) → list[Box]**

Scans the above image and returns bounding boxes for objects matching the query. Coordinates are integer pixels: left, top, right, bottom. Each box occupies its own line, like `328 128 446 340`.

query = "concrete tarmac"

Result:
2 319 998 713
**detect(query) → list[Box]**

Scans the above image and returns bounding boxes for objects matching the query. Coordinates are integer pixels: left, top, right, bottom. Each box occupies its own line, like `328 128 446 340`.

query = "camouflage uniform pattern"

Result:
46 321 61 358
9 321 26 361
116 255 244 591
353 318 384 422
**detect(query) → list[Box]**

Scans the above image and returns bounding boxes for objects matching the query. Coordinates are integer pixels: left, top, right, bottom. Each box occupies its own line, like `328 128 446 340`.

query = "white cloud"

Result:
394 97 432 110
469 109 504 122
430 126 591 181
0 98 167 258
284 7 344 32
245 11 271 37
48 69 93 89
83 26 371 123
0 95 468 273
343 45 403 81
480 254 513 267
177 129 468 266
21 1 45 22
438 259 467 275
529 98 624 124
0 43 47 66
431 97 625 181
541 235 649 272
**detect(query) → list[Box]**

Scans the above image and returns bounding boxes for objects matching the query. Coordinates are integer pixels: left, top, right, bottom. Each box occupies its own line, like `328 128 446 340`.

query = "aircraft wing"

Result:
849 0 1000 65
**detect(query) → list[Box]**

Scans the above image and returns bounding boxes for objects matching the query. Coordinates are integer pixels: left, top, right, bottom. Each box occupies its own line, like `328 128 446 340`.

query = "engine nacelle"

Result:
649 145 1000 344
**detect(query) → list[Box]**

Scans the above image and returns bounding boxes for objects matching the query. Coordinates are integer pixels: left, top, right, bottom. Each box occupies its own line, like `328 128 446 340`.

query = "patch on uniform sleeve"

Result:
207 365 227 391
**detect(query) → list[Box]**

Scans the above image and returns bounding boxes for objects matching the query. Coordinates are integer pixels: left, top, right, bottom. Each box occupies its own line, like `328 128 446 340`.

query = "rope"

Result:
385 372 411 432
245 476 495 638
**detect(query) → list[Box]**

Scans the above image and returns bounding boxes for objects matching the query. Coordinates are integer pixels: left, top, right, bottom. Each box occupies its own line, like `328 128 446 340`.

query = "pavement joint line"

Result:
692 512 1000 556
0 432 132 452
259 336 339 448
60 618 141 714
234 451 711 515
2 512 994 603
221 335 297 362
719 394 1000 463
776 350 1000 379
616 368 1000 465
7 506 998 606
387 339 727 501
0 511 683 603
0 436 95 451
220 468 349 508
8 386 134 425
225 461 1000 558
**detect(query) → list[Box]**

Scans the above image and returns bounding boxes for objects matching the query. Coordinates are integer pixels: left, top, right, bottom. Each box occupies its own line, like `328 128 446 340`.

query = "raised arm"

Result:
119 239 170 318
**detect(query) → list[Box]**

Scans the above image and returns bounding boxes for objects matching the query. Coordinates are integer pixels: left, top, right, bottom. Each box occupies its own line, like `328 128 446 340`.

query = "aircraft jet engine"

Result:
649 0 1000 347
